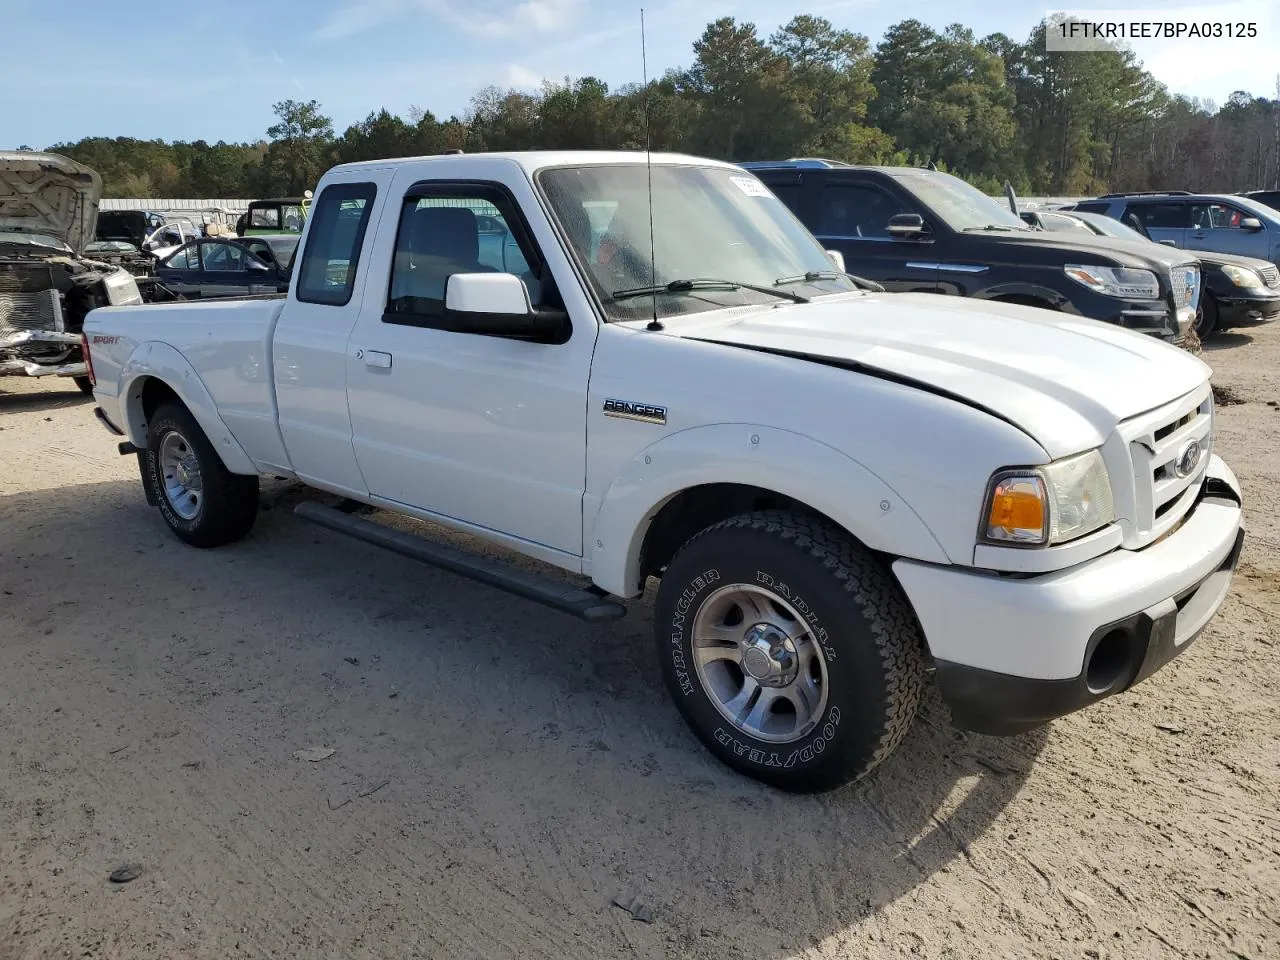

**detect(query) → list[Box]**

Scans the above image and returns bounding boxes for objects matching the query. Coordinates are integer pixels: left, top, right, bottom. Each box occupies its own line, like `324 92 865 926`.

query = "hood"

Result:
673 293 1209 459
983 228 1198 270
0 150 102 255
1183 247 1276 271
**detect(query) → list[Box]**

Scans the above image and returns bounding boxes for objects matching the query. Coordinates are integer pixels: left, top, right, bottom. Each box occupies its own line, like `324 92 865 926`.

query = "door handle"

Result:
356 349 393 369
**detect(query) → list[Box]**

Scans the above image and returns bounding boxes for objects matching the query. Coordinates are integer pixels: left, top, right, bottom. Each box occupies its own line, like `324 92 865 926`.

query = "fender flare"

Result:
587 424 950 598
117 341 258 475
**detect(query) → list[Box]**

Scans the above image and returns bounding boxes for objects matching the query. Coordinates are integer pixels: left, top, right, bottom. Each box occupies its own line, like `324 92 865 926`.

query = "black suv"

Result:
742 160 1201 343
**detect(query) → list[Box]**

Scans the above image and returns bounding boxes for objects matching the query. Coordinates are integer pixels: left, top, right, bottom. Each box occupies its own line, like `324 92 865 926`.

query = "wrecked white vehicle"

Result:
0 150 143 393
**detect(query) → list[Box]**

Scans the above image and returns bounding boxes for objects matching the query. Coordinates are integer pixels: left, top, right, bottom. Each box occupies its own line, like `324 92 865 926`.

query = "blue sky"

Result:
2 0 1276 147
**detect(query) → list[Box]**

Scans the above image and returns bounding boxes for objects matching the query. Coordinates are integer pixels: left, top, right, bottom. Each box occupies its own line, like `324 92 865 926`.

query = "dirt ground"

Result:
1 325 1277 960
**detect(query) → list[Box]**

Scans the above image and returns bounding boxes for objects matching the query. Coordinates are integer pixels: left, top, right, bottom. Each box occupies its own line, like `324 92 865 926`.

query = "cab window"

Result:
295 182 377 306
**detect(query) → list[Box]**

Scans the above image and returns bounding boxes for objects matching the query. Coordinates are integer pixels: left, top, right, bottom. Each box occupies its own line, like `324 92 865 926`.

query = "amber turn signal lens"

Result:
985 476 1047 543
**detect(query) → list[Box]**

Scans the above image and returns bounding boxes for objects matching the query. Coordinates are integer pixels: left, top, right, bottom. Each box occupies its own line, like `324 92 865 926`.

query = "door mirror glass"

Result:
887 213 927 238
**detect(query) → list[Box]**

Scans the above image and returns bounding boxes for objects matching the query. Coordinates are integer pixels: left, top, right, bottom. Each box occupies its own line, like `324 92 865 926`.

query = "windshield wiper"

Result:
963 224 1029 232
774 270 886 293
612 278 809 304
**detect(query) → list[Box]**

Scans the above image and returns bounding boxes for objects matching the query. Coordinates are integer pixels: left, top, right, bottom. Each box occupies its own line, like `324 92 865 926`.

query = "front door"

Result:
1187 201 1271 259
808 179 940 292
344 173 596 557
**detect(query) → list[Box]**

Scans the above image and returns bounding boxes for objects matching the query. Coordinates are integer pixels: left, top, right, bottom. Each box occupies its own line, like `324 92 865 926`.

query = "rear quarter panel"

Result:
84 298 290 473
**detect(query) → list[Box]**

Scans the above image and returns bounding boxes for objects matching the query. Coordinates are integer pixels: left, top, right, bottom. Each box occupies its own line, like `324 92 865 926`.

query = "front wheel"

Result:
1195 294 1219 339
655 511 925 792
144 402 259 547
73 376 94 395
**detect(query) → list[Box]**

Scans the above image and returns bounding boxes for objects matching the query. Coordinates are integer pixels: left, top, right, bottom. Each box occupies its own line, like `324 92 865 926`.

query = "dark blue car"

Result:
155 235 299 299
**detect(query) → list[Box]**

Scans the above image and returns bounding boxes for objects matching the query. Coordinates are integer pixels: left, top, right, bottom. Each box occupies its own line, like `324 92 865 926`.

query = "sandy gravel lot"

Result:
1 325 1277 960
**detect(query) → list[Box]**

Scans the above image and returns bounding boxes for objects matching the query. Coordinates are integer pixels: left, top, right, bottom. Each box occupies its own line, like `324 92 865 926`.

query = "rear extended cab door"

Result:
272 170 394 494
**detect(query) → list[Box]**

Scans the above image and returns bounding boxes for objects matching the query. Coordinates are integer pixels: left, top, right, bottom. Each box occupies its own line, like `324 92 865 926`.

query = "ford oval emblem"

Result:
1175 439 1203 478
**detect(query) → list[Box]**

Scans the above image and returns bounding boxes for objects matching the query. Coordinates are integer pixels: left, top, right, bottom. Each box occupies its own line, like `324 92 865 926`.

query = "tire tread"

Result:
677 509 925 784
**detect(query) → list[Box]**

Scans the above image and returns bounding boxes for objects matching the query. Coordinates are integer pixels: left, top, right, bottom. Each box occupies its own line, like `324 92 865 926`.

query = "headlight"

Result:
1063 264 1159 299
102 269 143 306
982 449 1115 546
1221 264 1264 289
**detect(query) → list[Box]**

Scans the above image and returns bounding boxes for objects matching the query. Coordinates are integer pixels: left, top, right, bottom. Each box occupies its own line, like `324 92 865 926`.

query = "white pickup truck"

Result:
83 151 1245 792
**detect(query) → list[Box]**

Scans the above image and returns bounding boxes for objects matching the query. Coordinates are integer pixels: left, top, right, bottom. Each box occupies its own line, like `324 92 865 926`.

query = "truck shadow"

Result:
0 383 92 414
1 478 1049 956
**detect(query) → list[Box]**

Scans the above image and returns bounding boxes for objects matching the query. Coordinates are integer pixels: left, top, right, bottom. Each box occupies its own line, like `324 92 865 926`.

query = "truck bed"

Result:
85 295 291 470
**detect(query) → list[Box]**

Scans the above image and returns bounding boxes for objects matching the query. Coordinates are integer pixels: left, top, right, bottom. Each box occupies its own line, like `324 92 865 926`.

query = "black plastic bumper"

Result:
937 525 1245 736
1216 293 1280 329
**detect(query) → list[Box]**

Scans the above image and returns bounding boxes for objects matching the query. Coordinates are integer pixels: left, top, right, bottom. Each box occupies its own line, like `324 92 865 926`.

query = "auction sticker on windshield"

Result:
729 176 772 198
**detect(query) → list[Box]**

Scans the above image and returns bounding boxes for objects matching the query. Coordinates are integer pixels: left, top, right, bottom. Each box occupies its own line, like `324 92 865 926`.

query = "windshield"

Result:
0 230 72 252
537 164 858 321
893 171 1030 232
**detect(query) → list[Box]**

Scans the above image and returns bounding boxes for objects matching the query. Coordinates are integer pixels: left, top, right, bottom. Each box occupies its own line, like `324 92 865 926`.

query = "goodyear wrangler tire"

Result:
655 510 924 792
144 402 259 548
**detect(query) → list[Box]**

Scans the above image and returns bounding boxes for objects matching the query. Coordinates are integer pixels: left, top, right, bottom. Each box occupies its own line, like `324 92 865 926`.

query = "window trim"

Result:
295 181 378 307
381 179 563 337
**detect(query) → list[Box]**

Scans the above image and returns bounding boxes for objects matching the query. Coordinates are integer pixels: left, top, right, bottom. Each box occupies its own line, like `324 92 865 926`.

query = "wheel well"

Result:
139 377 181 422
638 484 831 582
992 294 1057 310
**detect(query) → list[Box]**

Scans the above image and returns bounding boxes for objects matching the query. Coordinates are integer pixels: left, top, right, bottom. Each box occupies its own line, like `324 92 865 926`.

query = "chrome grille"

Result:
1118 383 1213 548
1171 265 1200 309
1260 264 1280 288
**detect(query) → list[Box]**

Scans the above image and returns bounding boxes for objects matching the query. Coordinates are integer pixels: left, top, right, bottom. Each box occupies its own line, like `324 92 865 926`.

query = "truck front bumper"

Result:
893 455 1244 735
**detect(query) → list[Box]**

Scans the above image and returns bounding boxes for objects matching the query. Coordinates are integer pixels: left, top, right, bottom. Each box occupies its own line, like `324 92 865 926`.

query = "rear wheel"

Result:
144 402 258 547
655 510 925 792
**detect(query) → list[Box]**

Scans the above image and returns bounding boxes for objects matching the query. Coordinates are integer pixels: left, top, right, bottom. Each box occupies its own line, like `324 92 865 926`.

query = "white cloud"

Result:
504 64 547 89
313 0 581 42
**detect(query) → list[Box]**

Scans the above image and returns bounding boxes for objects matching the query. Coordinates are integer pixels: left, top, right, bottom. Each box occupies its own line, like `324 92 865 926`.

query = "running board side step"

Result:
293 501 627 623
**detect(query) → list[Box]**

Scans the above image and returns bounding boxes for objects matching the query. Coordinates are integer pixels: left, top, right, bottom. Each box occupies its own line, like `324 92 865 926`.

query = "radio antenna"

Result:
641 7 662 331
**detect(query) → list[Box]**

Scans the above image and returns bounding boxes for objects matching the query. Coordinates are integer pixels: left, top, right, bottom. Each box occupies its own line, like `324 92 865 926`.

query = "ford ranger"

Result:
82 152 1245 792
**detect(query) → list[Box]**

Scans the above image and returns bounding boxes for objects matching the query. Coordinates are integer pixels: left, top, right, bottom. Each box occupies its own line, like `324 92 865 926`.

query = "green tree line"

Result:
43 15 1280 199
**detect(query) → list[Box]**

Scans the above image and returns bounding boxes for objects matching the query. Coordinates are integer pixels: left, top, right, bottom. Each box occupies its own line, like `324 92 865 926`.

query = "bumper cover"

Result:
894 455 1243 735
0 329 86 377
1216 292 1280 328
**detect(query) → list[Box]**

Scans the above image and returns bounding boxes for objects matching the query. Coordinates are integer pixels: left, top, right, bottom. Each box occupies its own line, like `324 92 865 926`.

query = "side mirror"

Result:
825 249 845 272
887 213 927 239
247 259 270 272
1159 239 1177 246
444 273 566 340
1240 217 1263 232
